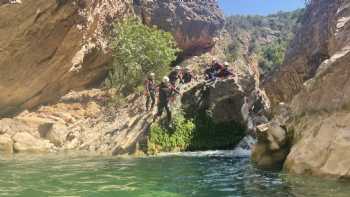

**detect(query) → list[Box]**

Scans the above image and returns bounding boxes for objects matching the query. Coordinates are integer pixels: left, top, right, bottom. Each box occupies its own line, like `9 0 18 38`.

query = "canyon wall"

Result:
0 0 224 117
256 0 350 178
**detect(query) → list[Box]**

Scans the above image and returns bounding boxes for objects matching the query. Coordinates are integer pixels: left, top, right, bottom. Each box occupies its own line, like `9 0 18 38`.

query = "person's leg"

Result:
150 92 156 110
146 94 151 110
153 103 164 122
165 104 172 124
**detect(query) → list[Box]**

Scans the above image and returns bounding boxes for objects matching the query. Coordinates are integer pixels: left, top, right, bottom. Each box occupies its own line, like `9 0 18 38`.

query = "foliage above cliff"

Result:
106 18 180 94
223 9 304 76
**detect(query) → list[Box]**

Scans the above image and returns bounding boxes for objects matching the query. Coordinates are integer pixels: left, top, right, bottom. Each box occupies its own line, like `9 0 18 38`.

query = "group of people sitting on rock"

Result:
144 58 234 125
204 58 234 82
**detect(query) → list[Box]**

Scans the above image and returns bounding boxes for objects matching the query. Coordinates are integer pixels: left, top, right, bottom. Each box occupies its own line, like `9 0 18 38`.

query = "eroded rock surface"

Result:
256 0 350 178
0 0 133 116
0 89 152 155
134 0 225 56
0 0 224 117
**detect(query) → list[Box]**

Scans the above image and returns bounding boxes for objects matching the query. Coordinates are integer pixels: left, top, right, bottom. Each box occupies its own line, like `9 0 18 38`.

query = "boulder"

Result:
134 0 225 56
284 112 350 178
252 122 289 170
39 123 69 147
0 134 13 154
182 79 246 124
13 132 54 153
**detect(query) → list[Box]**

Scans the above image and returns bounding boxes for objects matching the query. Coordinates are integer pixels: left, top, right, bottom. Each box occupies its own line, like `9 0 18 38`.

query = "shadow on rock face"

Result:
181 79 247 150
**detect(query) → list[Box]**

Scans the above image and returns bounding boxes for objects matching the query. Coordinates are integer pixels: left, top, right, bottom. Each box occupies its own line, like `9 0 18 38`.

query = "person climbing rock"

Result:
144 72 157 111
211 58 224 73
168 66 182 87
181 67 196 84
205 64 217 82
204 58 224 82
154 76 180 124
217 62 234 78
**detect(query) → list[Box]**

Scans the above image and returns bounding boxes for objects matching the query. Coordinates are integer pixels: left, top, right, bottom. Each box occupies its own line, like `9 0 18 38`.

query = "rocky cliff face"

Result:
0 0 224 117
0 0 133 116
263 0 342 107
134 0 224 56
255 0 350 178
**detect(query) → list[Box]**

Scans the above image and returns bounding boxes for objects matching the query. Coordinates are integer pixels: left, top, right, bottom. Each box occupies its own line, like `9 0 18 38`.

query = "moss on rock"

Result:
147 111 245 154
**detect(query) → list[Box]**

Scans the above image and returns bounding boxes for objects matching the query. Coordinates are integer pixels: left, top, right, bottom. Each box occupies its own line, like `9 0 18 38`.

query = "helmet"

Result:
175 66 181 70
149 72 155 76
224 62 229 66
162 76 170 83
212 58 218 62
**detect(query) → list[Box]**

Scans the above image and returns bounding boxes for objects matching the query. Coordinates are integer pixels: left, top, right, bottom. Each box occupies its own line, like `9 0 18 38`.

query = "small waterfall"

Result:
156 136 256 158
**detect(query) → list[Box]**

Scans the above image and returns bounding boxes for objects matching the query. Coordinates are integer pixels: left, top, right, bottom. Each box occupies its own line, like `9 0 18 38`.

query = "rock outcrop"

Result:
263 0 342 107
255 0 350 178
0 89 151 155
0 0 224 117
0 0 133 116
182 79 246 125
134 0 224 56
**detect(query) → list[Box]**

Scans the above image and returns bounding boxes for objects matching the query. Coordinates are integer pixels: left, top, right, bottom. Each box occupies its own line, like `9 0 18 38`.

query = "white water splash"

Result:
157 135 256 158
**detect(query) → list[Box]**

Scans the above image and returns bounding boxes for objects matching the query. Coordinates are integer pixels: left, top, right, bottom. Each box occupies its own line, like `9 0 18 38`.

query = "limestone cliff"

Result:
255 0 350 178
0 0 133 116
0 0 224 117
134 0 224 56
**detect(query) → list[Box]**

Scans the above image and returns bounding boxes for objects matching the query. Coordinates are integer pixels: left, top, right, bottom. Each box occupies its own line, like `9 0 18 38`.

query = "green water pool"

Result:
0 151 350 197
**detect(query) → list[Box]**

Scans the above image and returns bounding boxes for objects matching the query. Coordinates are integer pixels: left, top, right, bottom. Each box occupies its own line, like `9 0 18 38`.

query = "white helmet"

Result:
175 66 181 70
224 62 229 66
162 76 170 83
149 72 155 76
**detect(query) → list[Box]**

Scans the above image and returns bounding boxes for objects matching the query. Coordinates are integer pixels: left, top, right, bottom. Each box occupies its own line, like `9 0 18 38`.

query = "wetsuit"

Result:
217 68 234 78
205 66 216 81
156 82 178 123
168 70 181 86
181 71 195 84
145 78 156 111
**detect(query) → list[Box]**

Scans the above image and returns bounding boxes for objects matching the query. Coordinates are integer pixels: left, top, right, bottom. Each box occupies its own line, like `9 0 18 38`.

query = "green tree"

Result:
258 40 287 74
106 18 180 94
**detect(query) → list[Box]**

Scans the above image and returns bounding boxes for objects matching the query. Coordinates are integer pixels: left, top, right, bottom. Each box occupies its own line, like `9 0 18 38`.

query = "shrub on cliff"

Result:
107 18 179 94
148 113 196 154
148 111 245 154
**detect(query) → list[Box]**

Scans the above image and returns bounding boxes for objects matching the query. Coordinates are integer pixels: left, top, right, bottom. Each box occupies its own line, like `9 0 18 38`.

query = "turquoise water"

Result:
1 151 350 197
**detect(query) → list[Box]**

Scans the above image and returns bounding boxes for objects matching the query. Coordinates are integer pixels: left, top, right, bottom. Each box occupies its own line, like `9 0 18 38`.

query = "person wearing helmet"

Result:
144 72 156 111
168 66 182 87
154 76 179 124
217 62 234 78
211 58 224 72
181 67 196 84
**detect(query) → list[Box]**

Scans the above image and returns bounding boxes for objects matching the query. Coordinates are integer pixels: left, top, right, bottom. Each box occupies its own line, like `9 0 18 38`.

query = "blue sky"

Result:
219 0 305 16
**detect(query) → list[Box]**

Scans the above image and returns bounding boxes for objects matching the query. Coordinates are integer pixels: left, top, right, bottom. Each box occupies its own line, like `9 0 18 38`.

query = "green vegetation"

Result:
224 9 304 76
148 113 196 154
106 18 179 95
148 111 245 154
258 40 288 73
